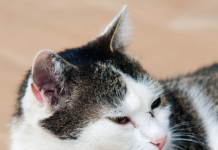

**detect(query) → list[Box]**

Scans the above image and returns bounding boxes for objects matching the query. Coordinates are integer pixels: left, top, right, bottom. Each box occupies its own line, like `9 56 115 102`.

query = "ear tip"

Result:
36 49 54 56
120 4 127 15
35 49 55 59
123 4 128 10
32 49 55 70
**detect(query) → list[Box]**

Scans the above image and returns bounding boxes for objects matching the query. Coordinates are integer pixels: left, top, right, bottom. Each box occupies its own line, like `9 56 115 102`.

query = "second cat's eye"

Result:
108 117 129 124
151 97 161 109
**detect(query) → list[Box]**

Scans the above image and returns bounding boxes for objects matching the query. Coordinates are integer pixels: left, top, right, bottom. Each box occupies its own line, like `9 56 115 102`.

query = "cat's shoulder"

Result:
162 63 218 88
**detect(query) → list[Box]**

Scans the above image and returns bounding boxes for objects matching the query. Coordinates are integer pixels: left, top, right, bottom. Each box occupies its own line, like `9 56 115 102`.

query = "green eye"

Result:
151 98 161 109
108 117 129 124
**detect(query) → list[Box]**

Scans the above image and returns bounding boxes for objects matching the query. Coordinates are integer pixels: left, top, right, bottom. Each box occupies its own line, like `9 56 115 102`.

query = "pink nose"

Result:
150 135 167 150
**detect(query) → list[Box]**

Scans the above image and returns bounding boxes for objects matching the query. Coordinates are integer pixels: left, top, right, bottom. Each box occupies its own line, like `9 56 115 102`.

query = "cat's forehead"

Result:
69 62 127 97
108 67 163 115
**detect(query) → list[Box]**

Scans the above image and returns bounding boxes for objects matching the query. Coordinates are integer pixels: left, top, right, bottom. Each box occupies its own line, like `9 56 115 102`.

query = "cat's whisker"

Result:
172 144 185 150
172 132 203 136
170 128 191 132
170 121 194 131
157 69 177 81
170 127 197 133
172 133 204 141
173 138 208 149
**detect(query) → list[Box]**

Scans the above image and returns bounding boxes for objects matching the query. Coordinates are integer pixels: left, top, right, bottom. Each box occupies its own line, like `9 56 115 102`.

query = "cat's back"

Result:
165 63 218 104
162 64 218 150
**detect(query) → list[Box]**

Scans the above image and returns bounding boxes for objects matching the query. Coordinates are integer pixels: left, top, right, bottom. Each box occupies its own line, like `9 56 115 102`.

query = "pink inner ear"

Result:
31 84 44 103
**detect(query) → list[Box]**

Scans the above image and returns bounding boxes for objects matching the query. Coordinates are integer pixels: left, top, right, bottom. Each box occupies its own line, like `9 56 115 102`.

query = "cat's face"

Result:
65 72 171 150
11 5 171 150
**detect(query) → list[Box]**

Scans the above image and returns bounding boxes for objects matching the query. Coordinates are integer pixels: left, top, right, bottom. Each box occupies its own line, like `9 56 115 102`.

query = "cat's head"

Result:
13 5 171 150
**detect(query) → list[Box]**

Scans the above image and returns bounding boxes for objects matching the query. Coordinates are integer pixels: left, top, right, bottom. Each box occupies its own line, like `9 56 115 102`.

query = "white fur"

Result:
180 85 218 149
11 78 55 150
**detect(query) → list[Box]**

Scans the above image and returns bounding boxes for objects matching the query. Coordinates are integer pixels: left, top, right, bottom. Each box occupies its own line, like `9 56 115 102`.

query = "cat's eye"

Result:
108 117 129 124
151 98 161 109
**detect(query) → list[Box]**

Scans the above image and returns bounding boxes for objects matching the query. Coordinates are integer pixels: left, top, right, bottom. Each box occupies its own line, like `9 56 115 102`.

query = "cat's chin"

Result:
135 143 163 150
150 145 162 150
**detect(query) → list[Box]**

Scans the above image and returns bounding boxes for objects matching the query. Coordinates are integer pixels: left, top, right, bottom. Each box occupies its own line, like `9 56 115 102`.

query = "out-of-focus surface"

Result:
1 0 218 149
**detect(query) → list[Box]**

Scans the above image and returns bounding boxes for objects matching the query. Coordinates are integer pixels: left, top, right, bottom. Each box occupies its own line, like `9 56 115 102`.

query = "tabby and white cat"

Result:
11 5 218 150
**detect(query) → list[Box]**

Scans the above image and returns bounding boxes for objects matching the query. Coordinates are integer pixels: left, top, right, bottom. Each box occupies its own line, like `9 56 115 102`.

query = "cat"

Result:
10 5 218 150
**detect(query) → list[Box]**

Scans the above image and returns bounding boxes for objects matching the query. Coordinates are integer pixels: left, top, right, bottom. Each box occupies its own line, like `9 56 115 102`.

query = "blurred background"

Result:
1 0 218 149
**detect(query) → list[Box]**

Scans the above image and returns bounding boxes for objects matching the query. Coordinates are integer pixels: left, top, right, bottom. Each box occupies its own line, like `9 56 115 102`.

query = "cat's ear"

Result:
99 5 133 52
31 50 71 108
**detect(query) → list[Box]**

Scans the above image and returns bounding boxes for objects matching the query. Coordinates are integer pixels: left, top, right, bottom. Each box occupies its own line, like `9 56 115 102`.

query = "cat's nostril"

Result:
150 135 167 150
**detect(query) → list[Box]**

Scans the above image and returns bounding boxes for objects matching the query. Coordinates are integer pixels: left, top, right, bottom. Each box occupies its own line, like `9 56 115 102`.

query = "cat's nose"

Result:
150 135 167 150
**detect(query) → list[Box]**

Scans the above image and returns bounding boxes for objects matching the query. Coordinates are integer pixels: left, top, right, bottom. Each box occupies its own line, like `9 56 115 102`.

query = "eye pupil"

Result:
151 98 161 109
108 117 129 124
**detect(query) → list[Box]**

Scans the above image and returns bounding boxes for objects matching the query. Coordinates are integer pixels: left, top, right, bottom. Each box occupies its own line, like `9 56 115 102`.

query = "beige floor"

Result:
1 0 218 149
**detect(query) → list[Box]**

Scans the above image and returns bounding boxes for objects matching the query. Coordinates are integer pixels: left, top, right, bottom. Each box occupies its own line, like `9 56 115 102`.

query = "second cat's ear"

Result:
31 50 72 109
99 5 133 52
